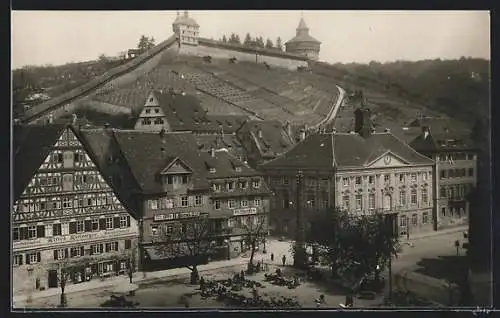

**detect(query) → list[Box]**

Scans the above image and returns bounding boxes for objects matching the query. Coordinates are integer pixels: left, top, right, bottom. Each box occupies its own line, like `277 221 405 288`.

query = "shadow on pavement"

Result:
415 255 467 285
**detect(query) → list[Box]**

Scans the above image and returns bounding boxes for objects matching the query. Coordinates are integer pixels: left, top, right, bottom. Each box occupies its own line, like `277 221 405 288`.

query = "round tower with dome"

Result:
172 10 200 46
285 17 321 61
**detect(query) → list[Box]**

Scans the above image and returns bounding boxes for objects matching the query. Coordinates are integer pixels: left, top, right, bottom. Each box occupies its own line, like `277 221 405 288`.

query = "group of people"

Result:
270 252 287 266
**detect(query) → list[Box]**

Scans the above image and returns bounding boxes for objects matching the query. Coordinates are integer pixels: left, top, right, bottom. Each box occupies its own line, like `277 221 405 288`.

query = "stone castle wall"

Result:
180 44 308 71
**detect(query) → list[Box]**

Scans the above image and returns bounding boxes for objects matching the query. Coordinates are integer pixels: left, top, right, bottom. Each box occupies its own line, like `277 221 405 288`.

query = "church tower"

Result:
172 10 200 46
285 16 321 61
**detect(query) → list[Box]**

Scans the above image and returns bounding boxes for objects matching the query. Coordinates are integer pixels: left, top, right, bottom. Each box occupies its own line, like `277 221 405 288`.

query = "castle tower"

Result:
172 10 200 46
285 16 321 61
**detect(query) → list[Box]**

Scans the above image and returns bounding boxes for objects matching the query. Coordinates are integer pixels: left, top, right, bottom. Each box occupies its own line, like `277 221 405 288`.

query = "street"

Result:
15 230 466 309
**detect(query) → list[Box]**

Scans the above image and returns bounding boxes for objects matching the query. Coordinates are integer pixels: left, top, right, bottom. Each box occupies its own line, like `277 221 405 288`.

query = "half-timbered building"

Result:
12 124 139 295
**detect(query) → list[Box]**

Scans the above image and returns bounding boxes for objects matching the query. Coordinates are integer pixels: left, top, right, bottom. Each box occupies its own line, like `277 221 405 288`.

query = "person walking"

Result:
271 253 274 262
282 255 286 266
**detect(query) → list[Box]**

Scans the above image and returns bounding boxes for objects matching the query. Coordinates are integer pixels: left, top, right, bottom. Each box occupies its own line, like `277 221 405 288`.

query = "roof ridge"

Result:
387 132 435 163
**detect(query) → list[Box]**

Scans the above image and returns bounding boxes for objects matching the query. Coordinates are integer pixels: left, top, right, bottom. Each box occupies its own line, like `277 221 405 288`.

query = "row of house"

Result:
13 90 478 295
13 124 271 295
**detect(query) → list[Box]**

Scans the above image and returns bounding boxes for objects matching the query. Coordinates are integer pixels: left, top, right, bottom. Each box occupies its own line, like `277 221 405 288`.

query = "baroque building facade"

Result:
261 109 435 238
12 125 138 295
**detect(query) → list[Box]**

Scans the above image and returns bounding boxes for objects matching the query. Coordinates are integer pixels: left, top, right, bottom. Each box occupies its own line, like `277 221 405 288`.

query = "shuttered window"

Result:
69 222 77 234
113 217 120 229
36 225 45 238
84 220 92 232
99 219 106 230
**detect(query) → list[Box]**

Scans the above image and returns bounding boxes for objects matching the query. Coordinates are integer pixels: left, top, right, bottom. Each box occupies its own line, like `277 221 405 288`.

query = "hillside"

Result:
13 53 489 134
317 58 489 126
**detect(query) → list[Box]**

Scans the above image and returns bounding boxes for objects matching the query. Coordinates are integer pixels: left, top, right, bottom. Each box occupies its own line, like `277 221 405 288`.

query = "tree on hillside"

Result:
255 36 265 48
244 33 253 46
304 208 400 288
98 54 110 64
222 35 228 43
228 33 241 45
265 38 274 49
275 37 283 51
137 35 156 52
155 216 213 284
241 214 268 273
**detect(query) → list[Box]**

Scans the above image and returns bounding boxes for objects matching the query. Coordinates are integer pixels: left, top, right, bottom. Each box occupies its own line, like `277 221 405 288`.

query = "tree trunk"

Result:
129 273 133 283
190 265 199 285
60 292 67 307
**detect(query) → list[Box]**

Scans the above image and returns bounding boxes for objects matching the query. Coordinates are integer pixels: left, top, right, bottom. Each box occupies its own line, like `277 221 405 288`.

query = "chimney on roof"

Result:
422 126 430 139
48 113 54 124
209 148 215 157
258 129 263 139
284 120 292 138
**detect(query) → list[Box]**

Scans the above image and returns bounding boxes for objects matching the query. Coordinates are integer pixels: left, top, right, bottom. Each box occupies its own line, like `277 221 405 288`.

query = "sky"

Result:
11 10 490 69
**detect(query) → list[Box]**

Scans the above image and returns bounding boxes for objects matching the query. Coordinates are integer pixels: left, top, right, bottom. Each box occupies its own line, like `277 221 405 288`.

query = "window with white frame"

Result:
399 191 407 206
355 194 363 210
369 194 375 210
241 200 248 207
254 198 261 206
411 189 418 205
77 220 84 233
181 196 188 207
252 180 260 189
28 226 37 239
421 188 428 205
62 197 72 208
228 200 236 209
27 252 39 264
120 216 128 228
106 217 113 230
227 182 235 191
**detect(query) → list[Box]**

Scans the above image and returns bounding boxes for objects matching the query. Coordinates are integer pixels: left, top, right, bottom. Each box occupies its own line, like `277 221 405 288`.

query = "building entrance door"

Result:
47 270 58 288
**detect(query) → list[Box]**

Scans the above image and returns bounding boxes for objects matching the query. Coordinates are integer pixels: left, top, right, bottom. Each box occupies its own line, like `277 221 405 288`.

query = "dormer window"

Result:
145 109 151 114
235 167 242 172
240 181 248 189
154 108 160 114
210 168 216 173
227 182 235 191
149 97 154 103
252 180 260 189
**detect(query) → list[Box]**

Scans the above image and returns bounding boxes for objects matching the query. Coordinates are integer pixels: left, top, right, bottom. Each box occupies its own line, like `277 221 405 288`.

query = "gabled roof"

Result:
76 128 142 216
410 130 476 152
160 157 193 175
236 120 294 158
148 91 248 133
195 133 247 158
13 124 67 200
262 131 433 170
112 131 210 193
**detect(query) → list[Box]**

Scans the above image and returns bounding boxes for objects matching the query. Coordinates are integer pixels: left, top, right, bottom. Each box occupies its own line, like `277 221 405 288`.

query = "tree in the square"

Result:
154 215 213 284
54 257 89 307
304 207 400 286
241 213 268 273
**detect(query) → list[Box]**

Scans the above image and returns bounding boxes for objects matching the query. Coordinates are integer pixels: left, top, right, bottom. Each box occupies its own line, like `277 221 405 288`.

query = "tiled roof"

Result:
76 128 143 216
262 131 434 170
194 134 247 158
151 91 249 133
286 34 321 45
112 131 210 194
237 120 294 158
410 131 476 152
13 124 67 200
204 149 262 180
